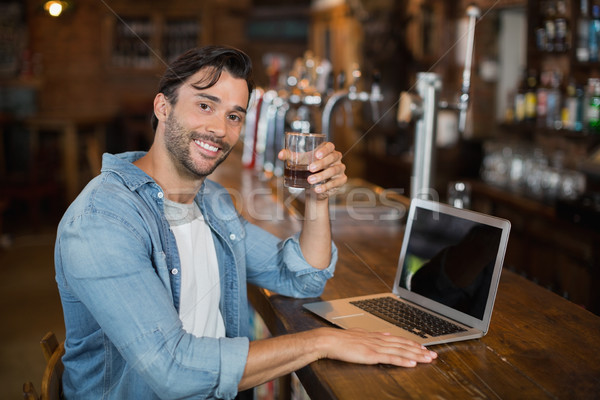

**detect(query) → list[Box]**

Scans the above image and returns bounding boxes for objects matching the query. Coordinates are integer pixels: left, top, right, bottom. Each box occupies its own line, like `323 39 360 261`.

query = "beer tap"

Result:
253 90 277 174
241 88 264 169
254 53 326 178
272 99 290 176
398 5 480 199
262 95 288 177
369 70 382 122
458 4 480 133
321 90 351 142
321 66 384 141
251 56 384 179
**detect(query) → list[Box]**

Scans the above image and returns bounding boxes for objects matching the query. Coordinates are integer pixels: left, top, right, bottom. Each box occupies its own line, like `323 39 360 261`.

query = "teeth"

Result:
195 140 219 152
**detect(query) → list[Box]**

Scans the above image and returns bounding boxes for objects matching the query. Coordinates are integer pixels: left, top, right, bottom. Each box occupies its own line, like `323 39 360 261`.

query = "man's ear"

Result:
154 93 169 122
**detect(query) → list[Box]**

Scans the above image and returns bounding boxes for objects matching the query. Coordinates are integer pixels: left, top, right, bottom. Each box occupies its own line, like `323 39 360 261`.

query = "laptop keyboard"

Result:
350 297 467 338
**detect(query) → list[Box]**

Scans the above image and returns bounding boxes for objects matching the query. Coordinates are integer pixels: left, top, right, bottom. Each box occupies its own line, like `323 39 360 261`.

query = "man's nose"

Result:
207 114 227 137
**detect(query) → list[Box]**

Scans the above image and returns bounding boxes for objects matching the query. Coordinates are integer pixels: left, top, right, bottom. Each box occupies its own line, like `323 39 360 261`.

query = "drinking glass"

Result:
284 132 326 189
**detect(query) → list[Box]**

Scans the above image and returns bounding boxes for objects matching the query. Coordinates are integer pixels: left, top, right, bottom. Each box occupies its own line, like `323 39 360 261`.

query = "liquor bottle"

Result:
514 70 527 123
577 0 590 61
555 1 569 52
505 92 515 123
590 4 600 61
525 70 538 122
563 79 578 130
545 2 557 52
582 78 591 128
536 71 549 128
546 70 563 129
575 83 585 131
536 27 548 51
588 78 600 132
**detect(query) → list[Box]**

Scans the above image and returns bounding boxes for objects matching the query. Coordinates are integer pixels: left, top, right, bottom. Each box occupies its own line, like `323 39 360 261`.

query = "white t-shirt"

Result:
163 198 225 338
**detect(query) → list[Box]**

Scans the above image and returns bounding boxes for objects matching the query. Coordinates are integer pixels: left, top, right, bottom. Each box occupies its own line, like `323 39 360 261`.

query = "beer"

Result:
284 164 312 188
283 132 326 189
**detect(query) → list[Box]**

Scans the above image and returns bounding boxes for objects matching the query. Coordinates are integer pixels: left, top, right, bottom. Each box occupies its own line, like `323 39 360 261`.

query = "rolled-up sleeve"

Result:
215 337 249 399
244 223 337 298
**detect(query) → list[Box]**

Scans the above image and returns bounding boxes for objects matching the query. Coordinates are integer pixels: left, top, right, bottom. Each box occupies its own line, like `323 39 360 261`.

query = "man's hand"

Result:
239 327 437 391
278 142 347 201
314 327 438 367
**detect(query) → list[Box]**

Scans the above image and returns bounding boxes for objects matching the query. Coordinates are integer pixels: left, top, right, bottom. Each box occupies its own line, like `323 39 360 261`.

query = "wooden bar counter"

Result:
212 151 600 400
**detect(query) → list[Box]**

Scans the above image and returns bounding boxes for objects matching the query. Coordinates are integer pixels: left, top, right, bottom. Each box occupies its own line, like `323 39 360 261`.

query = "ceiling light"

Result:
43 1 74 17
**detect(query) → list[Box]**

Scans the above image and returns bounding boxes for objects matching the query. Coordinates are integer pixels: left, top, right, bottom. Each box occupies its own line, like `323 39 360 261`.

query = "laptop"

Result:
303 198 511 345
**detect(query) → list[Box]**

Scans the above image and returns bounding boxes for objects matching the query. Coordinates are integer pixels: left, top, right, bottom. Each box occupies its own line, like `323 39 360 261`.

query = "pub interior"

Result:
1 0 599 399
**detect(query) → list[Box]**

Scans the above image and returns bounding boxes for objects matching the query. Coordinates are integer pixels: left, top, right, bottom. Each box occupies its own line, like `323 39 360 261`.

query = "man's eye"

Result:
199 103 210 111
228 114 242 122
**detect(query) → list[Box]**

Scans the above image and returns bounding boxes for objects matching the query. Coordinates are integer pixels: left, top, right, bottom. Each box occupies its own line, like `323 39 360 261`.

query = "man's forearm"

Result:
238 327 439 391
299 197 332 269
238 330 322 391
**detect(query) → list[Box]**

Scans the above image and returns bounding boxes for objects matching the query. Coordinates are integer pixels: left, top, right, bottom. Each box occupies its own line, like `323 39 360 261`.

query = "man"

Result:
54 45 436 399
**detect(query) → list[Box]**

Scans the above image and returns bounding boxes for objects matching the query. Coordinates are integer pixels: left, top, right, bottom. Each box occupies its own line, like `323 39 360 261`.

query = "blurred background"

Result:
1 0 599 398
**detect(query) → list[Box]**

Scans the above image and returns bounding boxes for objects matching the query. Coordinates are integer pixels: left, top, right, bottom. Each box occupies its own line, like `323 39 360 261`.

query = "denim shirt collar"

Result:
100 151 210 199
101 152 158 191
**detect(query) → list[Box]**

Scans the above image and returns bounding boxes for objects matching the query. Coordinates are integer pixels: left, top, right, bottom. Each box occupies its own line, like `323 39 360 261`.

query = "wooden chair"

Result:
22 331 65 400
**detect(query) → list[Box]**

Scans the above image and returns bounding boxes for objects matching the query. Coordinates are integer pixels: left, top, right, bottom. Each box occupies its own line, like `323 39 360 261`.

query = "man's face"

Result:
163 69 249 179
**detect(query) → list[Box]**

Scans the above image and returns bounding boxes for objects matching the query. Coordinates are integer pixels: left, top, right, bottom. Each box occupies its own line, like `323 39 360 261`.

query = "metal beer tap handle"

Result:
369 70 383 121
458 4 481 133
398 5 480 127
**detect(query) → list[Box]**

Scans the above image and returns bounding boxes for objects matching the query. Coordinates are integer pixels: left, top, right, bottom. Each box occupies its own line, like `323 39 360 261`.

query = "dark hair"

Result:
151 45 255 131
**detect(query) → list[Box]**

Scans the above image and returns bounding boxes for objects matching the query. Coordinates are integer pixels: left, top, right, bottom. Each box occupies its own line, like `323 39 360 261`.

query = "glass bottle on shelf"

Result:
537 70 549 128
514 70 527 123
525 69 538 122
575 83 585 131
544 1 557 52
546 70 563 129
577 0 590 61
589 4 600 61
536 23 547 51
554 0 569 52
505 92 516 123
563 78 578 130
587 77 600 132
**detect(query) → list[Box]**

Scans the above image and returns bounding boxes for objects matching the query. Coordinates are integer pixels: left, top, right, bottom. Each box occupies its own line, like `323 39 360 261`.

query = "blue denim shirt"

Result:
54 152 337 400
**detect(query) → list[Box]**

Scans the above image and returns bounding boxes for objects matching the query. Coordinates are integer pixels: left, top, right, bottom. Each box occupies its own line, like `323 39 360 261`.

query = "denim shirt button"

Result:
157 192 164 199
171 268 178 275
229 233 236 241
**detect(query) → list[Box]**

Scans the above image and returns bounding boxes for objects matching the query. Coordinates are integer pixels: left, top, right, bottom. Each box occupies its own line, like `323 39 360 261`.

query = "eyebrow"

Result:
190 86 247 114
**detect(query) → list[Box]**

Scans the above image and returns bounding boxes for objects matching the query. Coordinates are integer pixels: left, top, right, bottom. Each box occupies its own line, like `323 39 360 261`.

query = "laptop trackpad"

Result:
334 314 402 334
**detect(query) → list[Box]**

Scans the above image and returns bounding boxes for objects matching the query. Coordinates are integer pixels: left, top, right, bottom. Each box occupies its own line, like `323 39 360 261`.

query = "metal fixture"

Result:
321 66 383 141
398 5 480 199
246 55 383 180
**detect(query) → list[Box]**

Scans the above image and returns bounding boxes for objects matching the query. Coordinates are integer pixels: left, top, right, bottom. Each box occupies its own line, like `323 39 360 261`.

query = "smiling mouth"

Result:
194 139 220 153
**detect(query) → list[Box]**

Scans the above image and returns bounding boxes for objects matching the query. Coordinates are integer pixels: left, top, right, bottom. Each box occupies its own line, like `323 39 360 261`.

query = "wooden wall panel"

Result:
24 0 250 119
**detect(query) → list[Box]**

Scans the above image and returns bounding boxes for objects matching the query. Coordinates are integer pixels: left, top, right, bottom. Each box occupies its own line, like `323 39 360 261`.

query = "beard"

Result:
163 112 233 179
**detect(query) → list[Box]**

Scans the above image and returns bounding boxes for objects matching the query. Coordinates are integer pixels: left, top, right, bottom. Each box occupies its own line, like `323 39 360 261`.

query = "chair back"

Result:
22 331 65 400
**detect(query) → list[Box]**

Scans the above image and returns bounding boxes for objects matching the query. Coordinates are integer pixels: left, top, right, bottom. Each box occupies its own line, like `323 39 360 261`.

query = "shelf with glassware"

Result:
496 1 600 195
498 67 599 199
507 61 600 139
524 1 588 123
527 0 594 66
524 0 600 129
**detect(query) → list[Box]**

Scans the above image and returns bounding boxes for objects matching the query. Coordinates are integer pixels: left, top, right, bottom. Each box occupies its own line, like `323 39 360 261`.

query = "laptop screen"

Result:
398 205 504 320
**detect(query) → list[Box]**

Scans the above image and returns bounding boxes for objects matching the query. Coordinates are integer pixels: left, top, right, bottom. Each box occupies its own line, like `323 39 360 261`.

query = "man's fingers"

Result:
321 328 438 367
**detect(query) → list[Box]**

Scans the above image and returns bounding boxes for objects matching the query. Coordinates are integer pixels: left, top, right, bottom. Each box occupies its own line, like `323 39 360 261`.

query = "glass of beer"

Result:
284 132 326 189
